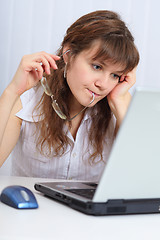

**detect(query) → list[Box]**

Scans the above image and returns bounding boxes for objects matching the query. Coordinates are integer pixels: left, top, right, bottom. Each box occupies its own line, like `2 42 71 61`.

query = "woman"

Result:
0 10 139 180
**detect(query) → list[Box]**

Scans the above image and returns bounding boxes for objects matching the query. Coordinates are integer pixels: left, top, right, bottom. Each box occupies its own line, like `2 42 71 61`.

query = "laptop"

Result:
35 88 160 216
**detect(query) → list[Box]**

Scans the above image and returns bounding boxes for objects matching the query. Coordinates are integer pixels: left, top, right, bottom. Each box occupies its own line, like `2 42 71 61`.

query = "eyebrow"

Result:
114 70 124 74
98 61 124 74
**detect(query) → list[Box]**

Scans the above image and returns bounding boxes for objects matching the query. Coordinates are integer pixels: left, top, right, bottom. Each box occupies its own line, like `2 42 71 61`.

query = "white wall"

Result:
0 0 160 175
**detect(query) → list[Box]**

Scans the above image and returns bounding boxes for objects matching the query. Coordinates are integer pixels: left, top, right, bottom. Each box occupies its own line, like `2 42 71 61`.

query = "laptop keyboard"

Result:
66 188 96 199
83 183 98 188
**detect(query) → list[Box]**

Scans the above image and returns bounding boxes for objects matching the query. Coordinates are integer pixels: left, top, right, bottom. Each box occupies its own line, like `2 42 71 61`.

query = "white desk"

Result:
0 176 160 240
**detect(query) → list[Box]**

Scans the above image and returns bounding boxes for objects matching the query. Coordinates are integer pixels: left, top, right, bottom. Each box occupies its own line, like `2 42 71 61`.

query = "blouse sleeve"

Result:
15 85 44 122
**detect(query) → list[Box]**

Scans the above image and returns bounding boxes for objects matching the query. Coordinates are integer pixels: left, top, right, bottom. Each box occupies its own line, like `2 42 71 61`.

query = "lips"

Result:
88 89 100 97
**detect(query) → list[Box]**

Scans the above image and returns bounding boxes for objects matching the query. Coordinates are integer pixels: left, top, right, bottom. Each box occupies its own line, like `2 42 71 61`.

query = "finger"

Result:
125 71 136 86
50 54 61 61
31 52 57 74
32 62 44 79
119 75 125 83
41 53 59 70
35 56 51 75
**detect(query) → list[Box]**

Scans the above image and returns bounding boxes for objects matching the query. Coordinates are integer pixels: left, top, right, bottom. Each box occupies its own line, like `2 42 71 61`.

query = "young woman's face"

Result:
66 46 124 109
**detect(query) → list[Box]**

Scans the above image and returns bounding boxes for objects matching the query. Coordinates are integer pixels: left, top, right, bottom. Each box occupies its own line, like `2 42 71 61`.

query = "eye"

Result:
111 73 120 81
92 64 102 71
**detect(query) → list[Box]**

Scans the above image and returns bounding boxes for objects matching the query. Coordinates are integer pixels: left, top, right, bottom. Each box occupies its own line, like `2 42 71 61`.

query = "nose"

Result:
94 74 110 90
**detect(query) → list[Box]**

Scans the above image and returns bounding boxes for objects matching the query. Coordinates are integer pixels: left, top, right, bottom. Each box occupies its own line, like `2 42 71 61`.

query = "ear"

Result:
62 46 71 64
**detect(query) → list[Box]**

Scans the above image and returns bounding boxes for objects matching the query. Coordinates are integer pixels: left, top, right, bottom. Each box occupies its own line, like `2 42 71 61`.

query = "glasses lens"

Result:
40 77 52 96
52 100 67 120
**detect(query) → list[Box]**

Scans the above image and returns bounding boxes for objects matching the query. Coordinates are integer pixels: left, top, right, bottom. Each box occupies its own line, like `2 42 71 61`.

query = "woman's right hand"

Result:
9 51 60 96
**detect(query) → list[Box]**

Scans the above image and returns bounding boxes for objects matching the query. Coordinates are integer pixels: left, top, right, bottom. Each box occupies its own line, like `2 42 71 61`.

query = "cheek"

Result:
105 82 119 95
68 63 91 86
110 81 119 89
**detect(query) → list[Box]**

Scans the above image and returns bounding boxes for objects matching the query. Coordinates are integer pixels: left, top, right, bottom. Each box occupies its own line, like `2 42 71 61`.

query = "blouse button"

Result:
72 152 77 158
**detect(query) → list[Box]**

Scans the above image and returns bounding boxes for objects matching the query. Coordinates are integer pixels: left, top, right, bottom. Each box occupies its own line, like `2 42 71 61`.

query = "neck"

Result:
67 94 86 140
67 111 85 140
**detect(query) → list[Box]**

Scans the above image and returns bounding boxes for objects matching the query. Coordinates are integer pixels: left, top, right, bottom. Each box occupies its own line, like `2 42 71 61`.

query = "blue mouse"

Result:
0 185 38 209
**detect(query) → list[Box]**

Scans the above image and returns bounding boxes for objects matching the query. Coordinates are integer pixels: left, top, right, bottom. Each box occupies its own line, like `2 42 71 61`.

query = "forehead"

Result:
79 43 125 72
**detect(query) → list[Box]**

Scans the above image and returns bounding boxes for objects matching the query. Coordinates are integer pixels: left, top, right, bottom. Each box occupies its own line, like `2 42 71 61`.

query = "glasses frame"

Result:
40 76 95 121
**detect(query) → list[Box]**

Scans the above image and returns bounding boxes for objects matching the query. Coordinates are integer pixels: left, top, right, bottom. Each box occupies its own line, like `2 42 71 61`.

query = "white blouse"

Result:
11 86 116 181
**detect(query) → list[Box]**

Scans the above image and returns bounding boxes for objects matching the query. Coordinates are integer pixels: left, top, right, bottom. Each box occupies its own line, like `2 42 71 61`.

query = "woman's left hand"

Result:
107 67 137 127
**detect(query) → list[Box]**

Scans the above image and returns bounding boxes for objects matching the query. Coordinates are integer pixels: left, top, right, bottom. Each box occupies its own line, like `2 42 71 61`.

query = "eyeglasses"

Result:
40 49 95 120
40 76 95 121
40 76 67 120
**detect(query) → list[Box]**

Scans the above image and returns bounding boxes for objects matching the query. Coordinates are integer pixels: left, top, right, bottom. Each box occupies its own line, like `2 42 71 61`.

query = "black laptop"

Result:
35 88 160 216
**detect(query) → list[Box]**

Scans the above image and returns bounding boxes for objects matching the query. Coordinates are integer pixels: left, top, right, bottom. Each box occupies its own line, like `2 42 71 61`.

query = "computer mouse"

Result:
0 185 38 209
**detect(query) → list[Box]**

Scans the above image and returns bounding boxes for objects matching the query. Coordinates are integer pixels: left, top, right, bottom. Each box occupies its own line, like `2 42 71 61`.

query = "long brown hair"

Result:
35 10 139 163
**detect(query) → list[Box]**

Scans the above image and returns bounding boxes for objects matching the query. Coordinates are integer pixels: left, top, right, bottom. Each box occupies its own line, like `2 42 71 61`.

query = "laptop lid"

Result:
93 88 160 202
35 88 160 215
